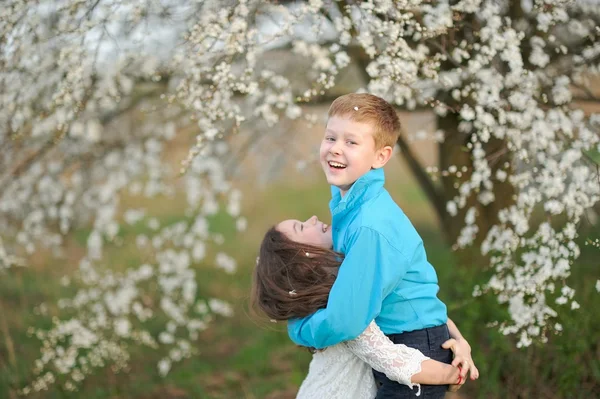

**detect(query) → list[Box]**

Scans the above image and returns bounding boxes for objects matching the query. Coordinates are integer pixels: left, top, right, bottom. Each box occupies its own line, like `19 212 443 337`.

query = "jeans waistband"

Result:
386 323 448 341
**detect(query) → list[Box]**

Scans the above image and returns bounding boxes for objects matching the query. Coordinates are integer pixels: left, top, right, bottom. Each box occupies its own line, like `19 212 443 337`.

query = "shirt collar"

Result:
330 168 385 214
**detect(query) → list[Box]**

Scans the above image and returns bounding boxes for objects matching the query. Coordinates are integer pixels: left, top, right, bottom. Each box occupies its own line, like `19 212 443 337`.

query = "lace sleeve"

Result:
343 321 430 393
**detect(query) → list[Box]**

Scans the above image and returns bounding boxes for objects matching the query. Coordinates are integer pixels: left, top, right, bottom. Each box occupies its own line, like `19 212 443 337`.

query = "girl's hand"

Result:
447 363 466 392
447 377 465 392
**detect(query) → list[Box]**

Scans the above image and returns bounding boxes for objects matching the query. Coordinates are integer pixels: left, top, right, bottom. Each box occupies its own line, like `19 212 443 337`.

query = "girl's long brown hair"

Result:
252 227 342 321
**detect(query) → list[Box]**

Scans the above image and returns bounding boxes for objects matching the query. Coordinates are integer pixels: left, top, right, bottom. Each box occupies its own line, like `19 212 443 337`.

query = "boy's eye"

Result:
347 141 357 145
325 137 335 142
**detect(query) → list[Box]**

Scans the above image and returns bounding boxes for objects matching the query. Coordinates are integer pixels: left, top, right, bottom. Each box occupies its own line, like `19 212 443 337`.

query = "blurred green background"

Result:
1 112 599 399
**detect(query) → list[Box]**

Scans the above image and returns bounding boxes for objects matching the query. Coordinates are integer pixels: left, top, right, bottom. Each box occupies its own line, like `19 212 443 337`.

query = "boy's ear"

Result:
372 145 394 169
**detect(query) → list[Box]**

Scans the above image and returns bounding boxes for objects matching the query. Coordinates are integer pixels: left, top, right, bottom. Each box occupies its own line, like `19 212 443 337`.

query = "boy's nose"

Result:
330 141 342 155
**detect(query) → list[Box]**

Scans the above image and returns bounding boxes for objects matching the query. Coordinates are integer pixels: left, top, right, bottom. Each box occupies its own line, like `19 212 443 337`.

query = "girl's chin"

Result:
317 243 333 250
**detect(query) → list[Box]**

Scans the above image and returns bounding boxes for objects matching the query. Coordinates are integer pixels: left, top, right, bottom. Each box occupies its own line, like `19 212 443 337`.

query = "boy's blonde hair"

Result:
328 93 401 149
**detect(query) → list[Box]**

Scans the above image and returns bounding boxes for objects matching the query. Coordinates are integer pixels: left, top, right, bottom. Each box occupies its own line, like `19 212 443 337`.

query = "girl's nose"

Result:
307 215 318 224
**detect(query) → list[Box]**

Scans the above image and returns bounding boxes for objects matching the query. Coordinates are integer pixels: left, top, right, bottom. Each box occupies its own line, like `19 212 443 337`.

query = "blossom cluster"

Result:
371 0 599 347
2 1 244 391
407 1 599 347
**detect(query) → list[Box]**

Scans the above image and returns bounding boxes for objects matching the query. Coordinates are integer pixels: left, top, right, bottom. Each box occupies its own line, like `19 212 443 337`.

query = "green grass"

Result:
1 176 599 398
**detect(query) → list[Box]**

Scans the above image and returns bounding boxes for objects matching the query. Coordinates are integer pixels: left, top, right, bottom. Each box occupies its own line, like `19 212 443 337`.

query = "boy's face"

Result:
320 116 391 196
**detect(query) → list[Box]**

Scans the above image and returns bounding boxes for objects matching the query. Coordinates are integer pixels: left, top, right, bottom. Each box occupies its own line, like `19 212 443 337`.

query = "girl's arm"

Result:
343 322 462 394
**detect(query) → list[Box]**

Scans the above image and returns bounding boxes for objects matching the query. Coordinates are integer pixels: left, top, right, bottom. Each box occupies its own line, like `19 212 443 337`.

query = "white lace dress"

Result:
296 321 430 399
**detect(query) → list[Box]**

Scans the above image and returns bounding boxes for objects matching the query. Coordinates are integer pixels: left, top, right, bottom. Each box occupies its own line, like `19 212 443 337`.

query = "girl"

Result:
252 216 478 398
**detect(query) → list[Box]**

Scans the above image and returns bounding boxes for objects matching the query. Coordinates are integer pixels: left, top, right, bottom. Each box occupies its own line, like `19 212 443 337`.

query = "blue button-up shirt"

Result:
288 168 448 348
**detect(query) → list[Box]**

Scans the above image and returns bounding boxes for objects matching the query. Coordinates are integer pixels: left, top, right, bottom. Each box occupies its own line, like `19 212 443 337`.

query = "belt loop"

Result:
426 326 432 351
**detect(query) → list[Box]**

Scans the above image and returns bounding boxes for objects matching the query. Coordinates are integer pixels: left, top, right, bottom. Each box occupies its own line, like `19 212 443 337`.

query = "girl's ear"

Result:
372 145 393 169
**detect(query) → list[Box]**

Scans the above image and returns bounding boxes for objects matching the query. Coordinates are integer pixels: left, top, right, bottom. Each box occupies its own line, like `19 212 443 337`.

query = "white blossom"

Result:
215 252 237 274
157 359 171 377
208 298 234 317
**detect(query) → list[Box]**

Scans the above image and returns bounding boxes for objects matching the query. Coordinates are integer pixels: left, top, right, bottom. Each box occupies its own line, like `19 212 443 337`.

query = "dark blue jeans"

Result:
373 324 452 399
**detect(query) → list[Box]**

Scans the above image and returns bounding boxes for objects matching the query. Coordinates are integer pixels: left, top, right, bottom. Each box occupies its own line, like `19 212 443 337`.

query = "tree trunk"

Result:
437 114 516 252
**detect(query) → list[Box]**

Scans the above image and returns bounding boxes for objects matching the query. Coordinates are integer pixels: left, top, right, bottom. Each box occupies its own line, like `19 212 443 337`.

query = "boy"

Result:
288 93 477 398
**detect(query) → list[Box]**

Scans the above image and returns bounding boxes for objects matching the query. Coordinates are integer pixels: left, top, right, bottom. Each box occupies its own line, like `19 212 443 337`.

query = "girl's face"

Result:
277 215 333 249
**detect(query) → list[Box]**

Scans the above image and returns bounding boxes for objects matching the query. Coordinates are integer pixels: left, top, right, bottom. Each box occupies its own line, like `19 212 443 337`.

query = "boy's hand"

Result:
442 337 480 381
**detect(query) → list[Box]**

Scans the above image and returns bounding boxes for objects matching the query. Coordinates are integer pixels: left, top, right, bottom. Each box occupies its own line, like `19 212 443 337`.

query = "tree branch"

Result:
1 135 62 187
571 82 600 103
395 134 447 226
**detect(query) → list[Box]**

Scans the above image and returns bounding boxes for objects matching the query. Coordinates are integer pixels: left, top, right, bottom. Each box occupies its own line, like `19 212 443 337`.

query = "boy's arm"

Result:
287 227 408 349
445 318 479 380
447 318 465 342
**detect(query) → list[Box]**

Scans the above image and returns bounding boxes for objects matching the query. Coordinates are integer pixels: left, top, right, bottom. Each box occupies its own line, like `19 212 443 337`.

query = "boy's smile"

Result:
320 116 387 196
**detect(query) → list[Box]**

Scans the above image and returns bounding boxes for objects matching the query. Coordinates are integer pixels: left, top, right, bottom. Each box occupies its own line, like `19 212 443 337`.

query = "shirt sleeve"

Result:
344 321 429 392
287 227 409 348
